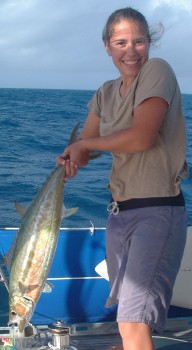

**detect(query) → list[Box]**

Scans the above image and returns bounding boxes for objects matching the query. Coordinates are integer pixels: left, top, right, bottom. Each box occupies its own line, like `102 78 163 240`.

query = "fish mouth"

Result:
9 297 34 331
9 310 21 325
9 309 32 333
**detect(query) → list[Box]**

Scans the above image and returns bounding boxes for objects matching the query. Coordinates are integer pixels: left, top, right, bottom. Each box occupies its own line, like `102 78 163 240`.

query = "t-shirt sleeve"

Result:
134 58 178 108
87 88 102 116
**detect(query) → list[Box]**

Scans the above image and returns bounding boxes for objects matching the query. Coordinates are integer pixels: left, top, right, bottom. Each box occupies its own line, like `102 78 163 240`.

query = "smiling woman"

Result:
102 6 164 44
102 9 163 97
56 6 189 350
103 20 150 98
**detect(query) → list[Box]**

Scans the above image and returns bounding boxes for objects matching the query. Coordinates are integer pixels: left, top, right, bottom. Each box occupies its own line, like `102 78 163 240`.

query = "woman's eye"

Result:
134 39 145 45
116 41 126 47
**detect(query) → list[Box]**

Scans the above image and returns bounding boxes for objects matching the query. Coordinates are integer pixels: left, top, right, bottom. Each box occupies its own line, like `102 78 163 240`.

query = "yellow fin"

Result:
4 232 19 270
62 205 78 219
68 122 80 145
15 202 26 217
42 281 54 293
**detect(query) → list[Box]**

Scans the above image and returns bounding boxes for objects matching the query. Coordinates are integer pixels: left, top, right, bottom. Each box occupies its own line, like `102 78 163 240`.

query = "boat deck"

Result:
1 227 192 348
1 333 192 349
1 319 192 349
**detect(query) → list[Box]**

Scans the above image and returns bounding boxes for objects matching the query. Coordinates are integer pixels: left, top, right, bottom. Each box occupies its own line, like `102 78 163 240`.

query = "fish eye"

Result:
11 311 17 316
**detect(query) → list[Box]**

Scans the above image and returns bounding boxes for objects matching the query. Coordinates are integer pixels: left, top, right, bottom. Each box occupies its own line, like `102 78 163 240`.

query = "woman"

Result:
57 7 189 350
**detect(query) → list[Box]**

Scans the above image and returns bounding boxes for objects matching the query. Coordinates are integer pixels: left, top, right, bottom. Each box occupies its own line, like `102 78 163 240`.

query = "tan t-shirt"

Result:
88 58 189 199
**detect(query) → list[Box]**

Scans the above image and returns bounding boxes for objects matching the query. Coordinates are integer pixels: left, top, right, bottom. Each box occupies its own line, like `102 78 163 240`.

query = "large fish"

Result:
4 124 81 333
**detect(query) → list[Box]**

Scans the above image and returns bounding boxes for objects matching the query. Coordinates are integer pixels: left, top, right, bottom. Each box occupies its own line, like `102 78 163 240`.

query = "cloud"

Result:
0 0 191 93
153 0 192 12
146 0 192 93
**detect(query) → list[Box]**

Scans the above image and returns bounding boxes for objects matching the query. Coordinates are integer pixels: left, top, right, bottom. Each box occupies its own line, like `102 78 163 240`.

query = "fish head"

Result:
9 296 34 333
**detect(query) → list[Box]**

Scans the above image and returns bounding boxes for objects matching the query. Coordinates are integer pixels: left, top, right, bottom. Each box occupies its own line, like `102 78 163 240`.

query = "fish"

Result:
4 124 81 333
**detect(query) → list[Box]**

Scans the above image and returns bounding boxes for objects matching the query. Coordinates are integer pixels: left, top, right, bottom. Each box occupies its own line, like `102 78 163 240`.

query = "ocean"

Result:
0 88 192 229
0 88 192 328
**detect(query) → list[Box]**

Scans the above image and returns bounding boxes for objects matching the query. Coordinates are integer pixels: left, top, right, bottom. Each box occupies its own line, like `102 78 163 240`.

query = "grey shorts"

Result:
105 206 188 333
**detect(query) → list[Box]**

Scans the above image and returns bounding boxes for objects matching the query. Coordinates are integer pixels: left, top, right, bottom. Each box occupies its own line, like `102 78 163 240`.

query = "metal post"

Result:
48 321 77 349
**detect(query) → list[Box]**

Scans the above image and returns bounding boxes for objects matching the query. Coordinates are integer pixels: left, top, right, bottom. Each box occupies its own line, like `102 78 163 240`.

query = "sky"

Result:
0 0 191 93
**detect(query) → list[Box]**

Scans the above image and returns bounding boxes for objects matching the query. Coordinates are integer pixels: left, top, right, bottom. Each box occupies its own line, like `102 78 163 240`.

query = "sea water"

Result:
0 88 191 228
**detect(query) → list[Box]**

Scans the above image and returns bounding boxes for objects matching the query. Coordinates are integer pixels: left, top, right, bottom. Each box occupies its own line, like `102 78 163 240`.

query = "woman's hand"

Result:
56 112 100 180
56 140 90 180
56 157 79 181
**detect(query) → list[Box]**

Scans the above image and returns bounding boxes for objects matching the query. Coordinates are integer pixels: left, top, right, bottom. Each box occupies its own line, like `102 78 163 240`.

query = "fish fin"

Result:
95 259 109 281
4 233 18 270
62 205 78 219
19 282 29 294
68 122 81 145
19 282 40 295
68 124 103 159
42 281 54 293
89 151 103 160
4 250 13 270
0 265 9 291
15 202 26 217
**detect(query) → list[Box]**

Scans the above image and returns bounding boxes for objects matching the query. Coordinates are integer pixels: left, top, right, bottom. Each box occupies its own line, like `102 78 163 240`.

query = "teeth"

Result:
123 60 138 65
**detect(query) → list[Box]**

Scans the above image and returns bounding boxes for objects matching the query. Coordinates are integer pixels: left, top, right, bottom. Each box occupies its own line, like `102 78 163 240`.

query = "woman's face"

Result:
105 19 150 83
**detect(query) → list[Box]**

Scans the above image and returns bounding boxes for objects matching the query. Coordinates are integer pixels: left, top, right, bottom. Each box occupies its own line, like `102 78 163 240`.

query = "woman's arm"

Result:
82 97 168 154
56 112 100 178
64 96 168 157
57 96 168 177
79 112 101 139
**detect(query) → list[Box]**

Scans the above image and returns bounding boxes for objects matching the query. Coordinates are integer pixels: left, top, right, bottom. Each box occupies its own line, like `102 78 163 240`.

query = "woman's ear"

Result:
104 42 111 56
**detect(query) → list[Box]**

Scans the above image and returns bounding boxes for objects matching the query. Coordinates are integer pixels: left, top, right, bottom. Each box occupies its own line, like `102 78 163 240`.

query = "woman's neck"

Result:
119 79 134 98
